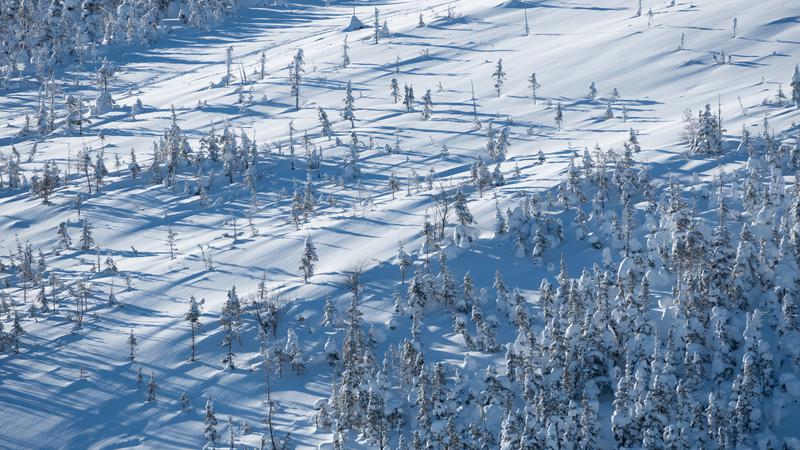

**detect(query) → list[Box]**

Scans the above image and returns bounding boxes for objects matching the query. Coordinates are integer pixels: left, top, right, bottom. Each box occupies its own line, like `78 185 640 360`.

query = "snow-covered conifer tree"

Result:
10 313 24 353
626 128 641 153
180 392 191 412
321 297 337 329
285 328 305 374
291 189 304 229
57 221 72 249
128 149 141 179
390 78 400 103
299 235 319 283
453 188 475 226
492 59 506 97
290 49 305 110
225 46 234 86
341 35 350 68
127 329 137 361
407 269 428 317
373 7 380 44
528 73 541 104
388 172 401 198
555 103 564 130
317 107 334 140
692 104 722 155
185 296 202 361
260 48 267 80
80 219 95 251
733 354 761 446
500 409 522 449
166 226 177 259
605 103 615 120
204 399 218 446
146 374 157 402
421 89 432 120
403 84 415 111
791 65 800 107
342 81 356 127
496 127 510 161
220 286 241 369
394 244 411 284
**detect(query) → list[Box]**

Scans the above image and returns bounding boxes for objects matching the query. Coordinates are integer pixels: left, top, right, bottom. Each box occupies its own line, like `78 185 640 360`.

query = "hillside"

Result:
1 0 800 448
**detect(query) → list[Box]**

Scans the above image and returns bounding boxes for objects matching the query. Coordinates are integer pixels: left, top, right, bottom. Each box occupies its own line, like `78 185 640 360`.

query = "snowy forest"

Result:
1 0 800 449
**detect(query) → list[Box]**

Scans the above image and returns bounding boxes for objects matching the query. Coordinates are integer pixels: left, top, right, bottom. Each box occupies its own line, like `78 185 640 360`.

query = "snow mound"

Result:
343 15 367 32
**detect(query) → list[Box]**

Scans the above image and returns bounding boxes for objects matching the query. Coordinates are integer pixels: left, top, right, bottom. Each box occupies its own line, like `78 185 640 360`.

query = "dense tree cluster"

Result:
311 121 800 448
0 0 238 83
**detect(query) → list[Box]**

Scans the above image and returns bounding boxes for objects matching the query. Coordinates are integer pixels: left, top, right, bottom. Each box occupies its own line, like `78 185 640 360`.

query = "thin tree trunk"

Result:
190 324 196 361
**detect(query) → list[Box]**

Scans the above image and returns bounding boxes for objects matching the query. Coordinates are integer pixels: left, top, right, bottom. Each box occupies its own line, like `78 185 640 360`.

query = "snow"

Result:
0 0 799 448
343 15 368 32
781 373 800 400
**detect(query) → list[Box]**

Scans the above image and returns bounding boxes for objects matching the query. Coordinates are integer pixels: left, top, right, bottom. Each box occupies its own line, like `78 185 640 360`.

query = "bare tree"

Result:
261 342 278 450
432 182 454 242
80 150 93 194
342 261 366 304
260 336 293 450
251 292 286 338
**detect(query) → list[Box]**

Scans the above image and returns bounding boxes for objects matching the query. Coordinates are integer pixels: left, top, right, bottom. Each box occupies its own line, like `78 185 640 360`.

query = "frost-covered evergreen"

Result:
290 49 305 110
691 104 722 154
127 329 137 361
203 399 218 446
318 107 334 140
185 296 202 362
79 219 95 251
492 59 506 97
146 373 157 402
453 188 475 226
220 286 241 369
390 78 400 103
394 244 412 284
56 221 72 249
421 89 433 120
299 235 319 283
342 80 356 127
341 36 350 68
555 103 564 130
373 7 381 44
404 84 415 112
528 73 541 104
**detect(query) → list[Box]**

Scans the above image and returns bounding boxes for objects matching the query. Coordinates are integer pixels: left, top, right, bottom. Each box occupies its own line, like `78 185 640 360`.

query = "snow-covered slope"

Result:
1 0 799 448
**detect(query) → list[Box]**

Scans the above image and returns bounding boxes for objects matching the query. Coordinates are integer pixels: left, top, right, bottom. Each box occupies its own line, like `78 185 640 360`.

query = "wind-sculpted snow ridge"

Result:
0 0 799 448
